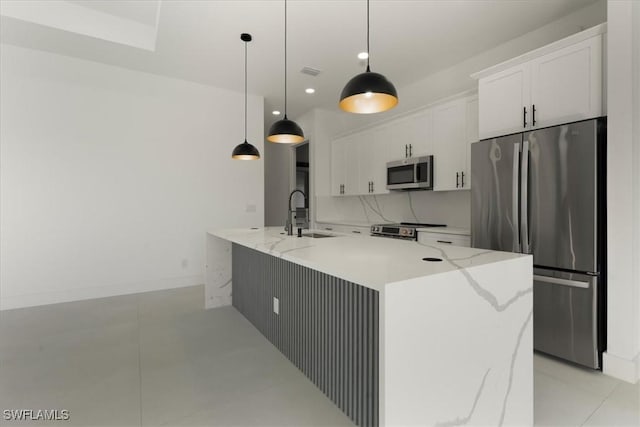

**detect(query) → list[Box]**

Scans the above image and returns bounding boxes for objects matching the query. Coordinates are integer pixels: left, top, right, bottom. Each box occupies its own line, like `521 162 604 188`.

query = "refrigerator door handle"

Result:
513 142 521 252
521 139 530 253
533 274 591 289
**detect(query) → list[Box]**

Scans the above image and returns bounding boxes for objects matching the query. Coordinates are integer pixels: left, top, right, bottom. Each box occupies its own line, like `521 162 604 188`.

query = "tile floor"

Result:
0 285 638 426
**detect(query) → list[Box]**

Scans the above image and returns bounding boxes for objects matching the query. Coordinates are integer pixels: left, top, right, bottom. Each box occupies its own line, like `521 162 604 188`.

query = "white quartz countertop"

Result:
209 227 528 291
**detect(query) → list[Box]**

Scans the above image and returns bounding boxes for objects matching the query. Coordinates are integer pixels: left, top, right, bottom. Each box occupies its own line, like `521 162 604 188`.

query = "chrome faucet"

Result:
285 189 308 235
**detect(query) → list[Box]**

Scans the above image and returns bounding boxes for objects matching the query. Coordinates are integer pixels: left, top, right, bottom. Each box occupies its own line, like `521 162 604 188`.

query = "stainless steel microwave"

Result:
386 156 433 190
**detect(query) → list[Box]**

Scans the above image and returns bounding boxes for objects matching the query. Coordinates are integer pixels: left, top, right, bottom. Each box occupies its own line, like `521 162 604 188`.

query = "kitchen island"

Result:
206 227 532 427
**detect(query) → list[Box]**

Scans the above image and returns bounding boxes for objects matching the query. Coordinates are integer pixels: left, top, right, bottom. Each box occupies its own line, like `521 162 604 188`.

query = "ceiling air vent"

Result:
300 66 322 77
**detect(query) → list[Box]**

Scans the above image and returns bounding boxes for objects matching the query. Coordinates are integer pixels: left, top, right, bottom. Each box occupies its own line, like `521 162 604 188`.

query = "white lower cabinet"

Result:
316 223 371 235
418 229 471 247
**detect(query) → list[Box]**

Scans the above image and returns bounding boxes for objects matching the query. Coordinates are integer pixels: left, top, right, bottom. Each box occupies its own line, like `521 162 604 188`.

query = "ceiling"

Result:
1 0 600 128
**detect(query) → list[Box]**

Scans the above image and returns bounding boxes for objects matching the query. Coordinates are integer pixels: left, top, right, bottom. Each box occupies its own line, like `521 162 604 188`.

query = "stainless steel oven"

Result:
386 156 433 190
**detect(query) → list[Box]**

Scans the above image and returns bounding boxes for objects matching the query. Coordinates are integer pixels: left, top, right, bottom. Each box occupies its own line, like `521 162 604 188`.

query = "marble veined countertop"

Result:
208 227 527 291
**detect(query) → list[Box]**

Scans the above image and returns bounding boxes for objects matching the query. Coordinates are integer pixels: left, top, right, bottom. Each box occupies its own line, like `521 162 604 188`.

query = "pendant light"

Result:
267 0 305 144
339 0 398 114
232 33 260 160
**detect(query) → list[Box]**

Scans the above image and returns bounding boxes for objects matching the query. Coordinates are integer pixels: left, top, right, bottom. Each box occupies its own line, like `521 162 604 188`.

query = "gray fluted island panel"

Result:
206 227 533 427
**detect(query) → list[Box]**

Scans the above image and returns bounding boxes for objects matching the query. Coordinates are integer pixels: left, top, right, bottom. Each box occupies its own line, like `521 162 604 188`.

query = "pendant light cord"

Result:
284 0 288 117
244 39 248 142
366 0 370 72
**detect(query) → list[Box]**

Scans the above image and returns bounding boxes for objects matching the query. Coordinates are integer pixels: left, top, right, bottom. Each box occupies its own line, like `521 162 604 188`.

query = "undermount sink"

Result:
302 232 336 238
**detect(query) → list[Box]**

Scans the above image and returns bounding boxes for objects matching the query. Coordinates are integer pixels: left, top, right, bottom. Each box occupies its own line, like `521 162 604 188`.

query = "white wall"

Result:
0 45 264 310
603 0 640 383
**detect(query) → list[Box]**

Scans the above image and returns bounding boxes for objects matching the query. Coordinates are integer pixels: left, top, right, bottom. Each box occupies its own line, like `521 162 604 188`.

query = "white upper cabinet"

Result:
330 138 346 196
330 91 478 196
529 36 602 128
475 26 605 140
465 96 479 190
343 136 360 196
383 109 432 161
478 64 531 140
432 97 467 191
331 128 390 197
365 128 390 195
404 109 432 159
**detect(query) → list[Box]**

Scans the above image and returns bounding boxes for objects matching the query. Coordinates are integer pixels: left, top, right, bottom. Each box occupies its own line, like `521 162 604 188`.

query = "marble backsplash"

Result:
315 190 471 228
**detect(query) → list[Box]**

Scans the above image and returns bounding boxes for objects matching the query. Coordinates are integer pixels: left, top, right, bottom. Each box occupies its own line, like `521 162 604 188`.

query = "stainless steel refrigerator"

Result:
471 118 606 369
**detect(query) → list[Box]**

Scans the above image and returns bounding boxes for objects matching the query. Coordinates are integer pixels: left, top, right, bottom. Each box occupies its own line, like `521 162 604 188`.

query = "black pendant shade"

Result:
339 66 398 114
339 0 398 114
267 0 305 144
232 140 261 160
232 33 260 160
267 116 305 144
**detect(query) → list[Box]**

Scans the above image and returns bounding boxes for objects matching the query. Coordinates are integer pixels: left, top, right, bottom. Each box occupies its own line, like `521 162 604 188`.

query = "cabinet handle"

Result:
523 106 527 128
325 227 333 231
461 171 465 188
409 144 413 157
437 240 453 244
456 172 460 188
532 104 536 126
352 230 361 234
405 144 408 158
371 181 374 192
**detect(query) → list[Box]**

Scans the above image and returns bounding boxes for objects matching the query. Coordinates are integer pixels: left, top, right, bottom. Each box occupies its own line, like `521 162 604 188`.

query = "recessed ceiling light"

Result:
272 110 281 115
305 88 315 94
357 52 369 60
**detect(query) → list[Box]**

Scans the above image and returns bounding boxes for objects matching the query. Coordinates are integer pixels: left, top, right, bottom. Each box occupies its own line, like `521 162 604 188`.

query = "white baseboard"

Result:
603 351 640 384
0 275 203 311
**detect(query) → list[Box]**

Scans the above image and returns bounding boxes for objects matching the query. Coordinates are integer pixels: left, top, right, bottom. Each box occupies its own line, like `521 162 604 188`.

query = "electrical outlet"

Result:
273 297 279 315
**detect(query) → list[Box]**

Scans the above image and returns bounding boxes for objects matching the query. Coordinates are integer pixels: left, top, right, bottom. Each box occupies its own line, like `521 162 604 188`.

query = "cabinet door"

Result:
357 130 374 195
432 98 466 191
530 35 602 128
405 109 432 158
330 139 346 196
478 63 531 140
343 136 361 196
418 232 471 248
383 119 410 160
370 128 390 195
463 95 479 190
